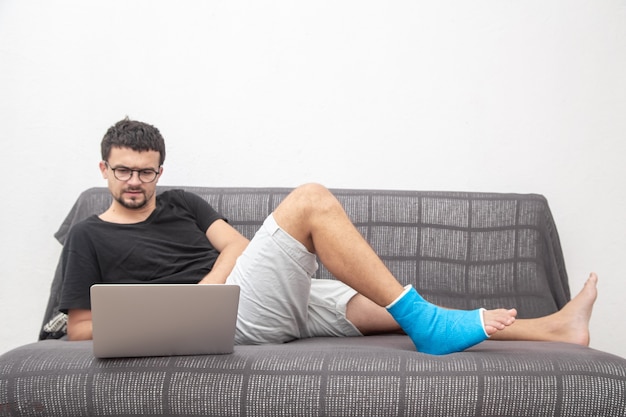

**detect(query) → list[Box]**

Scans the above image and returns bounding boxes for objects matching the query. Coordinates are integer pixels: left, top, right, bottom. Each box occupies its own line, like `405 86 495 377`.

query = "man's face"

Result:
99 147 162 210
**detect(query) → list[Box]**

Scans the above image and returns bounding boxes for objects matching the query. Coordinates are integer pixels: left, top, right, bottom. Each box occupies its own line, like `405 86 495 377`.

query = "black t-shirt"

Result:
58 189 226 312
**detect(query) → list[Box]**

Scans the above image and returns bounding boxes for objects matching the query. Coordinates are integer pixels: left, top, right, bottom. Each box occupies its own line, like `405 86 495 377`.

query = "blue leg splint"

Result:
386 285 488 355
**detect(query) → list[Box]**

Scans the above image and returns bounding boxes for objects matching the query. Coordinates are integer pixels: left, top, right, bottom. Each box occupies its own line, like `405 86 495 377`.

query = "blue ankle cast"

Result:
386 285 488 355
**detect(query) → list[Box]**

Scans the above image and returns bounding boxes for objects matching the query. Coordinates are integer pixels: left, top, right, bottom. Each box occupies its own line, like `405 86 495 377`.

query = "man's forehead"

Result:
107 147 161 166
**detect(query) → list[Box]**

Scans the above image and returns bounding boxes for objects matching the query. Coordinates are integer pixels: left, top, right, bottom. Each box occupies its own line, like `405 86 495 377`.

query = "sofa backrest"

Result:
41 186 571 339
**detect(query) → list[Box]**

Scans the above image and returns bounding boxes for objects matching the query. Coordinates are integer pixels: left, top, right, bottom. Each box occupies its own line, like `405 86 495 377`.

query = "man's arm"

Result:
198 219 249 284
67 309 93 340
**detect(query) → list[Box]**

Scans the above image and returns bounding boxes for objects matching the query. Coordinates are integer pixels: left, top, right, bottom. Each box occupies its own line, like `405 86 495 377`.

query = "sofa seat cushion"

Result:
2 336 625 417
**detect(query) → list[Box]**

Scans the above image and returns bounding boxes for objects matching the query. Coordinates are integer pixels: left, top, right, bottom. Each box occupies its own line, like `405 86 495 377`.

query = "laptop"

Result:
90 284 240 358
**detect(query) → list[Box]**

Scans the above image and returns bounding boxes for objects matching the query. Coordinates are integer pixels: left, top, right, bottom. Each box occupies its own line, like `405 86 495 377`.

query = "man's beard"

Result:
115 188 151 209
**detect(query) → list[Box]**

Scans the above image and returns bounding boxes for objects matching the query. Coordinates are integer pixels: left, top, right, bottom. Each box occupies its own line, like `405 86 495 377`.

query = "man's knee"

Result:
273 183 340 248
288 183 338 213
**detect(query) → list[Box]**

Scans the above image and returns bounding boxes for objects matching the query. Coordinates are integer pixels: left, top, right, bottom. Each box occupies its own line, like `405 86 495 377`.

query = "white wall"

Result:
1 0 625 358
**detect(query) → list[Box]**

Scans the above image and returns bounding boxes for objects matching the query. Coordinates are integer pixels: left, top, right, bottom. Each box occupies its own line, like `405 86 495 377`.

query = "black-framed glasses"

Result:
105 162 161 183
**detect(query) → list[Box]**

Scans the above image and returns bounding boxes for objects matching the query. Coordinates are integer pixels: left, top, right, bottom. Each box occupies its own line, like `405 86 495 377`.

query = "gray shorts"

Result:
225 214 362 344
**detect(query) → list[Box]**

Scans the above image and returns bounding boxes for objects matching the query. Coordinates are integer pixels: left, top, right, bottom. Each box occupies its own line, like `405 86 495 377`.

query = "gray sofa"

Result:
1 186 625 417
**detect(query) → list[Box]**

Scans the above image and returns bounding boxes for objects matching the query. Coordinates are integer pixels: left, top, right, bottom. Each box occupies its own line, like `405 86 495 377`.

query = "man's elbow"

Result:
67 326 93 341
67 311 94 341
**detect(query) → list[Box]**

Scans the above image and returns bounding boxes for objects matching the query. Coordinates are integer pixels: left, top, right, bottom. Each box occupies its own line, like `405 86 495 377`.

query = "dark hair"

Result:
101 118 166 166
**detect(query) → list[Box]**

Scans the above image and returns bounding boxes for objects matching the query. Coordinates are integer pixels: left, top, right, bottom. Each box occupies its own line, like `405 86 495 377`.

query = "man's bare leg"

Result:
346 272 598 347
272 183 516 354
273 183 404 306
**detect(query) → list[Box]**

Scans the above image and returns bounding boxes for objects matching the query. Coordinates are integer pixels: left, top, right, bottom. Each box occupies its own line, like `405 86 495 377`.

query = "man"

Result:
59 118 597 355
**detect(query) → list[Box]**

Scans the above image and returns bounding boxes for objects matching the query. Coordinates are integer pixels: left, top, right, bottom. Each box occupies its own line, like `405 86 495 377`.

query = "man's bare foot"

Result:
492 272 598 345
484 308 517 336
544 272 598 345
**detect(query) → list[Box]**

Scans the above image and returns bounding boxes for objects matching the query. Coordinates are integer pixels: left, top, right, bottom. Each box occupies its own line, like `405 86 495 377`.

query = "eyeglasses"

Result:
105 162 161 183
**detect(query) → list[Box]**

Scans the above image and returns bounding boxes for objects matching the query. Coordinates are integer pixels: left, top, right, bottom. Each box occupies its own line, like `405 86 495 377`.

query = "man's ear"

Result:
99 161 108 179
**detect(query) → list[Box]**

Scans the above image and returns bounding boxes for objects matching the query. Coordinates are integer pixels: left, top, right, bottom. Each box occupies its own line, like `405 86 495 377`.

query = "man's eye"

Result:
116 168 131 175
140 170 155 176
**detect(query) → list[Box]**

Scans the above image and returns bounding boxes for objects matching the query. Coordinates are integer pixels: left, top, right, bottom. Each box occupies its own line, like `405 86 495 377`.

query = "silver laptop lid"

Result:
90 284 240 358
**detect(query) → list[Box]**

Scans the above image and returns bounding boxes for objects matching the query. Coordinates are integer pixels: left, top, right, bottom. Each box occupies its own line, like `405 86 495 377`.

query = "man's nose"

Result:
127 171 142 185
